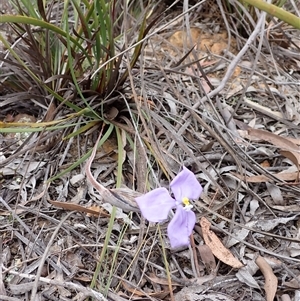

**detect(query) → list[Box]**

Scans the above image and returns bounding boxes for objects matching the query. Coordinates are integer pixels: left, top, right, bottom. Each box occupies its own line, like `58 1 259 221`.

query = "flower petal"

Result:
167 205 196 248
170 166 202 201
135 188 175 222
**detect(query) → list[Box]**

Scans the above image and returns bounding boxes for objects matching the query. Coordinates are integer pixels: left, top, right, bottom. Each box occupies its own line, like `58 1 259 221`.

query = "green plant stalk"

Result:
64 0 95 78
63 8 100 119
240 0 300 29
90 206 117 291
14 0 39 18
104 0 115 90
103 210 132 296
62 120 100 140
70 0 91 42
0 15 86 50
88 0 116 94
103 219 130 296
75 0 95 41
0 123 75 133
99 126 125 295
94 0 105 64
90 125 128 294
1 13 93 68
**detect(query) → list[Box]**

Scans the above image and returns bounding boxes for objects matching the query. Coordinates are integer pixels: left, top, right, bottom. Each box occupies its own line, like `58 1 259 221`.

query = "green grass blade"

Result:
241 0 300 29
0 15 86 51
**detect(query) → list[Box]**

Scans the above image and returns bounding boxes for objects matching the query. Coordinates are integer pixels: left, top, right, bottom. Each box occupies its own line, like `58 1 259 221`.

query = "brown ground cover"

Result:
0 1 300 300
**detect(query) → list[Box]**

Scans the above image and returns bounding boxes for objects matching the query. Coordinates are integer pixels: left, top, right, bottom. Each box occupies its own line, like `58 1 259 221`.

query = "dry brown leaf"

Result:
85 205 105 217
30 183 50 201
248 128 300 169
44 101 57 122
282 275 300 289
145 273 182 287
200 217 243 269
280 150 300 172
105 106 119 120
174 285 234 301
122 280 170 298
64 251 84 269
74 275 92 282
261 160 270 168
255 255 278 301
285 137 300 146
49 200 110 217
266 182 284 205
231 171 299 183
101 138 118 161
197 244 216 272
236 266 260 289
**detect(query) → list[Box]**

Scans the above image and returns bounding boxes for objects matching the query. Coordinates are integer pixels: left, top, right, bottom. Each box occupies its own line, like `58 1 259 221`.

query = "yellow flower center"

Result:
182 197 190 206
182 197 193 211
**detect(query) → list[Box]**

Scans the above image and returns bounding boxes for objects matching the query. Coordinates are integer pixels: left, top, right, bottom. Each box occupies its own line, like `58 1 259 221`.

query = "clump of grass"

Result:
0 0 155 168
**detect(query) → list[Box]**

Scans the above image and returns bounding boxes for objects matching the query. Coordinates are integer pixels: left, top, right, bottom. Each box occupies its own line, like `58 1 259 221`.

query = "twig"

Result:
180 7 268 122
30 211 73 301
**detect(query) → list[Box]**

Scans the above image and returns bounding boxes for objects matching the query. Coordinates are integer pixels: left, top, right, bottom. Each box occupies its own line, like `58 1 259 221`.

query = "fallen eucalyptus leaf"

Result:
200 217 243 269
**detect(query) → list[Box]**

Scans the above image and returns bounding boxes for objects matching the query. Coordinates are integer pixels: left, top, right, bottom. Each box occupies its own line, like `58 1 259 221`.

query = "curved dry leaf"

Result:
255 255 278 301
248 128 300 169
200 217 243 269
105 106 119 120
49 200 110 217
226 226 252 248
280 150 300 171
231 171 299 183
236 267 260 289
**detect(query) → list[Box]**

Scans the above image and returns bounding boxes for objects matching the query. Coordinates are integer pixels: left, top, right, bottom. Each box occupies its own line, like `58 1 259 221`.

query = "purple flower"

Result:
135 167 202 248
